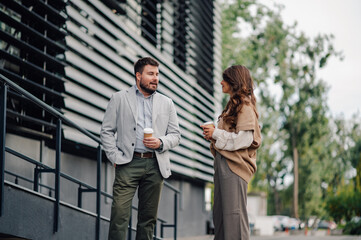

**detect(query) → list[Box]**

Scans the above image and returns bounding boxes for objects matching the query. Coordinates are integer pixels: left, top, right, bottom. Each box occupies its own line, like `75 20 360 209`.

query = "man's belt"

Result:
134 152 156 158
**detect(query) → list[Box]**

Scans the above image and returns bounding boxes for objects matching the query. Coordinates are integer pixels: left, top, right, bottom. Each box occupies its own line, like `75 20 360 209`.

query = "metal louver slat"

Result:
63 95 104 122
2 0 67 38
0 30 65 69
0 9 66 52
64 81 108 110
0 50 65 84
64 67 115 99
64 51 128 90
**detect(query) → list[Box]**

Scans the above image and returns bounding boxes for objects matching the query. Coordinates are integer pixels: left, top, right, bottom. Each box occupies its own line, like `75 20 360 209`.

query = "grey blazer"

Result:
100 85 181 178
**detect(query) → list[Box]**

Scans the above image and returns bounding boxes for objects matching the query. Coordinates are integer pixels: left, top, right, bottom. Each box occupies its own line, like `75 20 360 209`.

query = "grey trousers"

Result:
108 156 163 240
213 152 249 240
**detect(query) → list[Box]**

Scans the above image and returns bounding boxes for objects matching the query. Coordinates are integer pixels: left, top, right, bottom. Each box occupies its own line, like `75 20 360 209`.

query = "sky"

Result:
261 0 361 119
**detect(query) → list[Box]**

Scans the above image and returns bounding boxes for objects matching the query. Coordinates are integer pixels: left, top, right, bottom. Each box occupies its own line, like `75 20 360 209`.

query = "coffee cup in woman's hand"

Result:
200 121 215 141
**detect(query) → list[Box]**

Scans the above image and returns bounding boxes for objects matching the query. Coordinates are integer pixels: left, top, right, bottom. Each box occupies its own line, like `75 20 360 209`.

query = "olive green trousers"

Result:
108 156 163 240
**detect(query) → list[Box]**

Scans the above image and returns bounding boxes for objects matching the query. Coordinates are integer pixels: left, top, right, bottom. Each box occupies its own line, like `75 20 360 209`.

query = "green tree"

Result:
324 114 361 228
221 0 342 218
349 114 361 191
278 32 340 218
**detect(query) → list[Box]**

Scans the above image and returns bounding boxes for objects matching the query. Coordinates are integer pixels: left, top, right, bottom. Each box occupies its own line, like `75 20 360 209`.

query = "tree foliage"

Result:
220 0 361 221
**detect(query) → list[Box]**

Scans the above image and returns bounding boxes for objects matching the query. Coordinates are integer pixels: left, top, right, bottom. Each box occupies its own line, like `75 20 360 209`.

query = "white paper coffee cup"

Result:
143 128 154 138
203 121 214 126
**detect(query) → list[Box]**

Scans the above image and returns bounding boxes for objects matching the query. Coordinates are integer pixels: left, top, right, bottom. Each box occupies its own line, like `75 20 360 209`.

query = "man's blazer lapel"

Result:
125 85 137 122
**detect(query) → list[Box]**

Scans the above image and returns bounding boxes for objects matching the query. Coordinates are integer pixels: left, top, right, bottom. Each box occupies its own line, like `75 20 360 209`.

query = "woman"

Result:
201 65 261 240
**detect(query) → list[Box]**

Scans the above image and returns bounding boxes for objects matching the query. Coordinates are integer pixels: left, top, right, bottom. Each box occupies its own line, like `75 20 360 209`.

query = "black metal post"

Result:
0 84 8 217
160 192 178 239
78 184 83 208
161 223 164 238
96 145 102 240
153 223 157 240
128 212 132 240
174 193 178 240
34 167 39 192
34 168 54 193
54 119 61 233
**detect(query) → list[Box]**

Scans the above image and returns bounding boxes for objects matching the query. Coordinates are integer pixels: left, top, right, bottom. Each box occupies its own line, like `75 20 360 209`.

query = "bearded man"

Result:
101 57 181 240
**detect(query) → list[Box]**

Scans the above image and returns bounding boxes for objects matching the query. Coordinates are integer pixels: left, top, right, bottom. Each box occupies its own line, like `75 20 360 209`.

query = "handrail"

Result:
164 181 180 194
0 74 100 144
0 74 179 240
6 144 176 235
5 171 54 194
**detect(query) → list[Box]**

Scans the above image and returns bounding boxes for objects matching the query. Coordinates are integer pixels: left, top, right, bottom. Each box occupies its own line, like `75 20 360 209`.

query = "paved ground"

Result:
169 233 361 240
251 236 361 240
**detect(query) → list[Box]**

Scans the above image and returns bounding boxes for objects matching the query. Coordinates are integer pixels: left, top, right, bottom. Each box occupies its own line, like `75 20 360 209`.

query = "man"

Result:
100 57 181 240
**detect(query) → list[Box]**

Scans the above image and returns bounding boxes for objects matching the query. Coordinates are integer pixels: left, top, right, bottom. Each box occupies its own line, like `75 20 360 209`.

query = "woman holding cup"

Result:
201 65 261 240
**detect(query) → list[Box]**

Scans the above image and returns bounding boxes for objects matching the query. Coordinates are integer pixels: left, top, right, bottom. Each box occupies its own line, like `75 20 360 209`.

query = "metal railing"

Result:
0 74 179 240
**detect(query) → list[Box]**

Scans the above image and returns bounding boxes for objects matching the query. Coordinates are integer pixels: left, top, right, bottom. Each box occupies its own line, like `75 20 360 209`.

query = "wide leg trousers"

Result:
213 151 249 240
108 156 163 240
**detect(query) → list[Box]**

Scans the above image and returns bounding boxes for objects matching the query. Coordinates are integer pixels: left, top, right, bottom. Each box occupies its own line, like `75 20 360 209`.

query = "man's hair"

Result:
134 57 159 80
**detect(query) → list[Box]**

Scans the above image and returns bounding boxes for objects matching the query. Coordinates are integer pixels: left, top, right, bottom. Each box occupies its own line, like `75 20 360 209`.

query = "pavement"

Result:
251 236 361 240
167 233 361 240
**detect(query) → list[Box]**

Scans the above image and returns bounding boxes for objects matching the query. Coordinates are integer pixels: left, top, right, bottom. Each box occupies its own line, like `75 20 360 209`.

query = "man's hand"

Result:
143 137 161 149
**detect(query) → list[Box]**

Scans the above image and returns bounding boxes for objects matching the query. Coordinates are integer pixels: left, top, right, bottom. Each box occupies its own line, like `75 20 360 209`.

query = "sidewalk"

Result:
165 233 361 240
164 236 214 240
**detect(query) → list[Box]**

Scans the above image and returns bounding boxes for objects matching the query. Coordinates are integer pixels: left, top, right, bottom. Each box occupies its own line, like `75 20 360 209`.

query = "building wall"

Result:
248 192 268 217
0 181 110 240
164 179 213 237
1 0 222 238
62 0 220 182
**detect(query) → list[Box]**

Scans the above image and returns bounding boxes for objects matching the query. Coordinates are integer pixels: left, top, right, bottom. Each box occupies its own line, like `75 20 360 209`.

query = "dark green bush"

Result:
325 189 361 223
343 218 361 235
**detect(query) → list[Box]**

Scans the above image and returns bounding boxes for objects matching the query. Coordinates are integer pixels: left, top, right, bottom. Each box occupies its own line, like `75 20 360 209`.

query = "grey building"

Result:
0 0 222 239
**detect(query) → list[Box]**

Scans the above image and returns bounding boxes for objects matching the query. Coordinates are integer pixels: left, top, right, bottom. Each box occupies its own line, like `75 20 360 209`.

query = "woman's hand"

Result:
200 124 215 141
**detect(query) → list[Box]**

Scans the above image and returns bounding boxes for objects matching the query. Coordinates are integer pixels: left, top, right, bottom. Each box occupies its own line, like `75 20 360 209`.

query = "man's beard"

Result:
139 79 157 95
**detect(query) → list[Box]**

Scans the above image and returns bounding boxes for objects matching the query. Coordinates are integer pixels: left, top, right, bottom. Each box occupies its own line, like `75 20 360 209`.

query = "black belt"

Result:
134 152 156 158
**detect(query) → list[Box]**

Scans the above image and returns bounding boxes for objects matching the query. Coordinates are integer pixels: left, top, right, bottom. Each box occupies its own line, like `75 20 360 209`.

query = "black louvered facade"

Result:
1 0 222 182
0 0 67 140
1 0 222 238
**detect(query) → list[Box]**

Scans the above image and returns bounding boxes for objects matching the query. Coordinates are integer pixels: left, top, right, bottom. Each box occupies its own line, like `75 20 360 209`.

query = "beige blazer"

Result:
100 85 181 178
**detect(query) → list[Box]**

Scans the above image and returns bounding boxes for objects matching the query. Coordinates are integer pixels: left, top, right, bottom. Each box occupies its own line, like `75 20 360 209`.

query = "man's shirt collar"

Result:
134 85 156 98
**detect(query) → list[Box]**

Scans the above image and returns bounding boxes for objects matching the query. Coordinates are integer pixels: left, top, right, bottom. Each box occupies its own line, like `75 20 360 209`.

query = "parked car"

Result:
272 215 300 231
318 220 337 230
272 215 287 231
288 217 301 230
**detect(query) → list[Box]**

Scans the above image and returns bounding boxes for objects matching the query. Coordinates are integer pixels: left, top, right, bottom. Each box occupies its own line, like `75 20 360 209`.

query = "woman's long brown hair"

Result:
219 65 258 130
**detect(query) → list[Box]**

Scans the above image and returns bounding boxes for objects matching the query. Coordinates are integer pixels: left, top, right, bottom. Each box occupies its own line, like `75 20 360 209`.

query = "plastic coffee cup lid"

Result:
144 128 154 133
203 121 214 125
